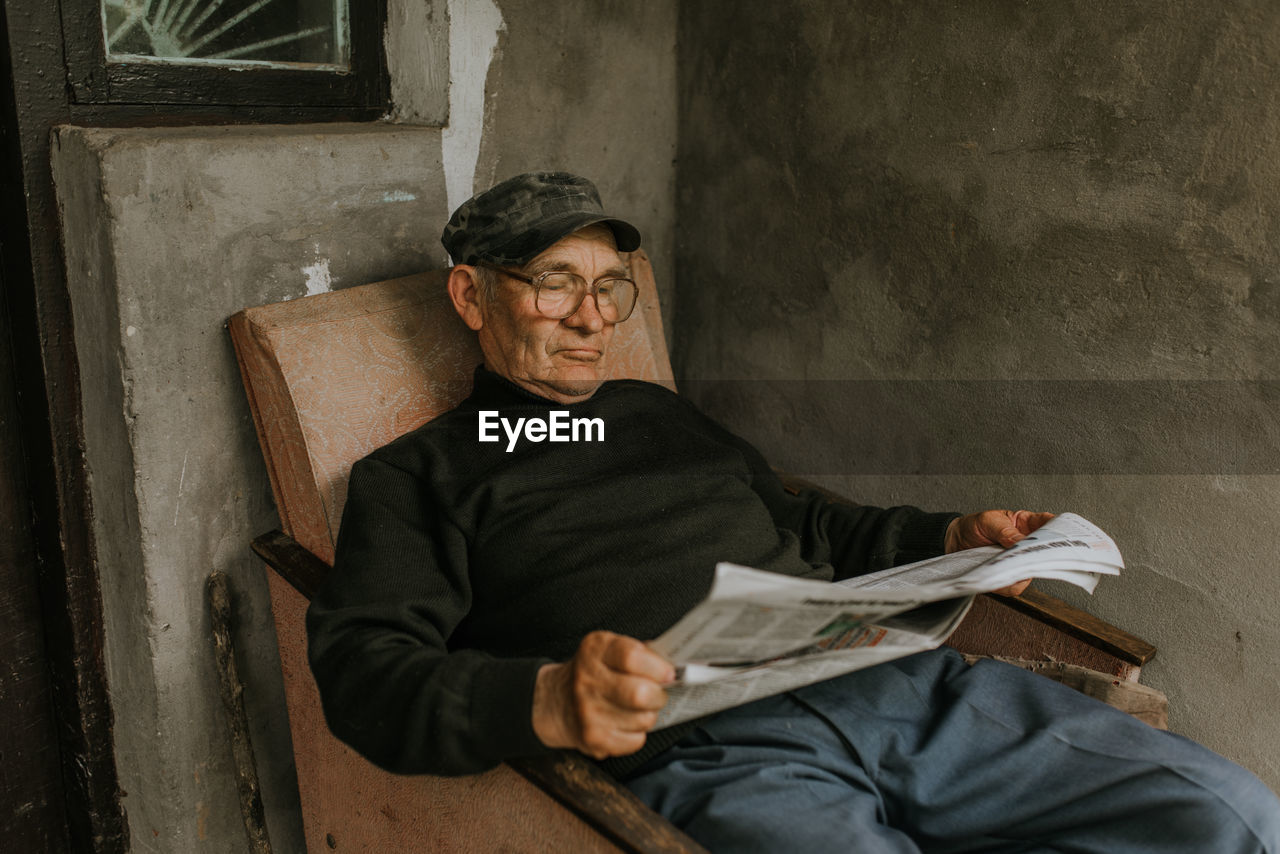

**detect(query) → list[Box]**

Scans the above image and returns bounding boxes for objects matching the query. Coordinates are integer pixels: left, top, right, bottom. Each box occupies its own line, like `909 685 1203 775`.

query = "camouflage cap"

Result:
441 171 641 266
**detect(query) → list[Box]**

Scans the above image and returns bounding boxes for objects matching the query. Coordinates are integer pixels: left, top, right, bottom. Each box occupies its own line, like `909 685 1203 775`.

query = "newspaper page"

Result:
650 513 1122 728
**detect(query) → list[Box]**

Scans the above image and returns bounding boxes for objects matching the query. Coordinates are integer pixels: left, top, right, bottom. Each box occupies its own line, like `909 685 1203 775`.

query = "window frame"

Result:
59 0 388 112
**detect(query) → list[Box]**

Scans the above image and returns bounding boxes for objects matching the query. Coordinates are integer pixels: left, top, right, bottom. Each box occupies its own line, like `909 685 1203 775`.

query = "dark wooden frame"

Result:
59 0 389 113
1 1 404 846
2 3 126 849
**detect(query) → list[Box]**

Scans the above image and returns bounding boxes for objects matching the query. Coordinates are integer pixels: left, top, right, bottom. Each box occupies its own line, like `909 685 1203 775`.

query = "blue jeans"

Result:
624 648 1280 853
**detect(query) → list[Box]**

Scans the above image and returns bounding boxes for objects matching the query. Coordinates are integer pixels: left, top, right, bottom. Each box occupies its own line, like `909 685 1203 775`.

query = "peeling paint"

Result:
381 189 418 203
442 0 504 223
302 257 332 296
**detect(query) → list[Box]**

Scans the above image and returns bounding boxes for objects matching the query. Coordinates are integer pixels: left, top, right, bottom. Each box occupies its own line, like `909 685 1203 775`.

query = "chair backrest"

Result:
229 251 672 853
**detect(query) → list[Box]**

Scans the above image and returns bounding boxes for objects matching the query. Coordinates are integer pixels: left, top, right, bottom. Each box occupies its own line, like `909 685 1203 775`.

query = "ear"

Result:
447 265 485 332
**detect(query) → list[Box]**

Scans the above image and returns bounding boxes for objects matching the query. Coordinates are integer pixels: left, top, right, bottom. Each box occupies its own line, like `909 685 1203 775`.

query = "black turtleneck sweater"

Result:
306 367 956 777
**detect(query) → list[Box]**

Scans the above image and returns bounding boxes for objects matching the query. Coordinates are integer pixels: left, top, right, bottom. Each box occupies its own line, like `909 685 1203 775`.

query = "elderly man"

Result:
308 172 1279 853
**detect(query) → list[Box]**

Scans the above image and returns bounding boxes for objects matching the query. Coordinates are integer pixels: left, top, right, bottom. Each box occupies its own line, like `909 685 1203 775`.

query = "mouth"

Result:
553 347 603 362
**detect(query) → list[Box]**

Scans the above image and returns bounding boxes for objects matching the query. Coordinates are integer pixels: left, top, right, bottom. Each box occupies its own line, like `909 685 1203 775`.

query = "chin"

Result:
545 377 605 397
538 365 605 396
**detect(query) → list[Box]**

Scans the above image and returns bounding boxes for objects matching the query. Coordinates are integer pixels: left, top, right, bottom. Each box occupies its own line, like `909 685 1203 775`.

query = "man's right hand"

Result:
531 630 675 760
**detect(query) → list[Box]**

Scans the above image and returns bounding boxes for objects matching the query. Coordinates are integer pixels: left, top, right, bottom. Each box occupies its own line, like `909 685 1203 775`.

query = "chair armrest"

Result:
249 530 706 854
998 588 1155 666
251 529 330 600
510 753 709 854
775 473 1157 667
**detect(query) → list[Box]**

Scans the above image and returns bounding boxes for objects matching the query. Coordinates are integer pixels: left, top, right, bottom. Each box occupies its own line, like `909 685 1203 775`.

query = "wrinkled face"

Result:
475 224 626 403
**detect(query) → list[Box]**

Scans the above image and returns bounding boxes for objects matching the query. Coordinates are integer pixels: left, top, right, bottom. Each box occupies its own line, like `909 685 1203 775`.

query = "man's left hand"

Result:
944 509 1055 597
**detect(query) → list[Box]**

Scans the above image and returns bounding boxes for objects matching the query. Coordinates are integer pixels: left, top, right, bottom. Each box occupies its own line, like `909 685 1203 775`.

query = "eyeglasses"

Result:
477 262 639 323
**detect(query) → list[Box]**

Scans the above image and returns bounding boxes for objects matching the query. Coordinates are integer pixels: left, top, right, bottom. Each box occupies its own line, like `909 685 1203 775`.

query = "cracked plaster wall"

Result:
52 1 676 849
676 0 1280 792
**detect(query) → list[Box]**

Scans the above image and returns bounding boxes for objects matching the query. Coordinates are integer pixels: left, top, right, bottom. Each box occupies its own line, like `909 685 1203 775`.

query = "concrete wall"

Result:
677 0 1280 792
52 2 676 850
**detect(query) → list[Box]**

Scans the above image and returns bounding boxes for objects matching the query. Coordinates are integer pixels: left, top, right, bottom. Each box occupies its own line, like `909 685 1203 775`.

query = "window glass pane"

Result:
101 0 349 69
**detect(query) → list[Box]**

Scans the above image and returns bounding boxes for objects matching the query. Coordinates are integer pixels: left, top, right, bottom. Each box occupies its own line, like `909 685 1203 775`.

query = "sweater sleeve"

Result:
751 463 958 579
306 456 553 776
679 398 957 578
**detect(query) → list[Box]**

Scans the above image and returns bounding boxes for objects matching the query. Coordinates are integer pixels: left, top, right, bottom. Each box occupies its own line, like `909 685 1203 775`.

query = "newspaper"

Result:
648 513 1122 728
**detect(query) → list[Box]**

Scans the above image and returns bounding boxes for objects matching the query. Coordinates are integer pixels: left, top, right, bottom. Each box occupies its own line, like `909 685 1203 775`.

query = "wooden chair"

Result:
228 251 1163 853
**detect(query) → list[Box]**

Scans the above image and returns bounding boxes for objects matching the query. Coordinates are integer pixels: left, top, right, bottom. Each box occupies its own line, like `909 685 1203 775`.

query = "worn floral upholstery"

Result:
230 251 672 853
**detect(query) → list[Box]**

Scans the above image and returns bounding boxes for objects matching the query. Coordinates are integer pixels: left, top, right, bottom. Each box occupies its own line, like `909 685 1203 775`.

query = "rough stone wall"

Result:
676 1 1280 792
52 2 676 850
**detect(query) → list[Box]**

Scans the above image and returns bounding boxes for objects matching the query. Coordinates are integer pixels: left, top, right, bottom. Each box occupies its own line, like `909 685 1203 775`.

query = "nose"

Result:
563 292 607 332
